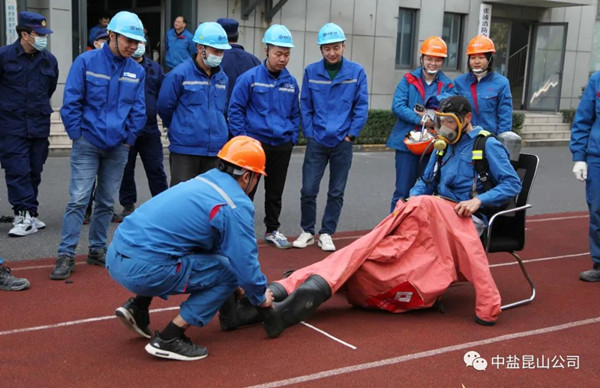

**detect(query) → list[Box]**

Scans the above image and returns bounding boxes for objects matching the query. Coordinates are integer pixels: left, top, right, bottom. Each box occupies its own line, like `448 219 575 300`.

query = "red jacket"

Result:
276 196 501 322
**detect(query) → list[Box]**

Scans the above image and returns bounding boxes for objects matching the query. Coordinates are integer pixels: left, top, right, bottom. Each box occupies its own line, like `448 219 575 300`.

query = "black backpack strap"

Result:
471 130 494 197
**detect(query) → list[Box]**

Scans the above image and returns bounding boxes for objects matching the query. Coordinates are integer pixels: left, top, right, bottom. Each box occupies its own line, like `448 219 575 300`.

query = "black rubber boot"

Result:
218 283 289 331
260 275 331 339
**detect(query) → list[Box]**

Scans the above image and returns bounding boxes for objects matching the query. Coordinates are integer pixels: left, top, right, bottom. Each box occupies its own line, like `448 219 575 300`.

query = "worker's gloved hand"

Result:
573 161 588 182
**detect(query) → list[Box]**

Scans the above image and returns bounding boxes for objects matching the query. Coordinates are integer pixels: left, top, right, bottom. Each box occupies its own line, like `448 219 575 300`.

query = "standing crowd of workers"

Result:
0 8 598 362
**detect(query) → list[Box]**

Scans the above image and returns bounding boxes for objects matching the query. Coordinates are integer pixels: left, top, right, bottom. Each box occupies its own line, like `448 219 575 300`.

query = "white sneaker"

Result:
32 217 46 229
292 231 315 248
318 233 336 252
9 211 38 237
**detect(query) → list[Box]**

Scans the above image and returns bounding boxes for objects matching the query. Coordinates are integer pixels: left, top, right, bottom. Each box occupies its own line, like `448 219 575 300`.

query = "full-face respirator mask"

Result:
432 111 465 150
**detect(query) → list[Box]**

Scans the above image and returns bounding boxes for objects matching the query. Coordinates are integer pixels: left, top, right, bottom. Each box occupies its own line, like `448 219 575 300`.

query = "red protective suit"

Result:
276 196 501 322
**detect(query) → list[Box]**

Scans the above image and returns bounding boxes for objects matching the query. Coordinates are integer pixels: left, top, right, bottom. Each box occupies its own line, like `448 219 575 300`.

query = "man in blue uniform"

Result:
228 24 301 249
157 22 231 187
216 18 260 105
88 14 110 48
410 96 521 226
107 136 274 361
114 38 168 220
50 11 147 281
570 71 600 282
164 16 196 72
291 23 368 252
0 12 58 237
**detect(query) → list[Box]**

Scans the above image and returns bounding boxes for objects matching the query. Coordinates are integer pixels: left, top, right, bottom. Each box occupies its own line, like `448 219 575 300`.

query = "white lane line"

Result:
0 306 179 336
490 252 589 268
527 214 588 223
246 316 600 388
10 251 590 273
300 321 357 350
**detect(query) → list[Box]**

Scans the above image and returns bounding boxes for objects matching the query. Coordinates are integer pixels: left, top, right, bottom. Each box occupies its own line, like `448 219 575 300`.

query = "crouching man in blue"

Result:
51 11 147 280
410 96 521 233
107 136 274 361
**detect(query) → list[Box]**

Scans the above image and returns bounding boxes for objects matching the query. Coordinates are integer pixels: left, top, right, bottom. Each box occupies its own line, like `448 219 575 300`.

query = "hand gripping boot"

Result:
259 274 331 338
219 283 289 331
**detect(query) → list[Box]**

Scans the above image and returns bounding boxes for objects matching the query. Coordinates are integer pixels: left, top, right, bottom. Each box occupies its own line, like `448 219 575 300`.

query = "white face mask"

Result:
28 34 47 51
132 43 145 58
425 69 439 75
203 53 223 68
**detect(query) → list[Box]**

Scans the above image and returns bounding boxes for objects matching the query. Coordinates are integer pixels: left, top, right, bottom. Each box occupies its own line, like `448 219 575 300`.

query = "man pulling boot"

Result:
219 275 332 338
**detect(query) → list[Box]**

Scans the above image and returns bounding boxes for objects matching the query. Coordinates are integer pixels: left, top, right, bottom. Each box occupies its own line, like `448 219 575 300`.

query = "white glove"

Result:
573 161 587 182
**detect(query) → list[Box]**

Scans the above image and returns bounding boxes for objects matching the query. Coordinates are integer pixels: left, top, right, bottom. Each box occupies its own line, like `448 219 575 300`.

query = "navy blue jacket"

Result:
0 39 58 138
220 44 260 103
137 56 164 136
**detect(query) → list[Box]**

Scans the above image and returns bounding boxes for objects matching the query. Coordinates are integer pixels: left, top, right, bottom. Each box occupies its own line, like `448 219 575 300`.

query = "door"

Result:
525 23 567 111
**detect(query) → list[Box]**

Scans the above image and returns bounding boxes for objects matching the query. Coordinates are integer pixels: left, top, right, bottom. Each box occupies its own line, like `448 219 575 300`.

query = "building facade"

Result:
1 0 597 112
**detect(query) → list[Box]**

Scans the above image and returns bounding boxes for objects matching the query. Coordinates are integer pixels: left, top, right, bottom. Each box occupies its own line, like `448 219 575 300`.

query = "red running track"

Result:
0 212 599 387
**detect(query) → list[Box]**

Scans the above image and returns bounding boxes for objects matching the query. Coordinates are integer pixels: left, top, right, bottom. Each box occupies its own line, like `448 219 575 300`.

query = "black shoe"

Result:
122 204 135 218
145 332 208 361
50 255 75 280
115 298 152 338
86 248 106 267
579 263 600 282
0 266 30 291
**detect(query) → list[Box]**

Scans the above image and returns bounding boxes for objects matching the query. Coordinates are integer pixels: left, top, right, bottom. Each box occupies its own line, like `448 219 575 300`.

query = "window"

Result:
442 13 463 70
395 8 416 69
590 6 600 72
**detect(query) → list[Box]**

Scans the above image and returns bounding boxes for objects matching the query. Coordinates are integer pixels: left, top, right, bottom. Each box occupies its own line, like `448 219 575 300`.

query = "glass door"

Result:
525 23 567 111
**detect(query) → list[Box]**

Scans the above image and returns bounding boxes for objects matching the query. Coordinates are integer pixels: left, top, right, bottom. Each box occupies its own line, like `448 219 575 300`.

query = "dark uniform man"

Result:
216 18 260 105
114 38 168 220
0 11 58 237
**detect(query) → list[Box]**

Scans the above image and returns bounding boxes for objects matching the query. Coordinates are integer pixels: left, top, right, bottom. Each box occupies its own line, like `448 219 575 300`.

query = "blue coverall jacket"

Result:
220 43 260 103
571 71 600 161
386 67 456 152
228 60 300 146
0 39 58 138
109 168 268 306
165 28 196 69
137 56 164 136
410 126 521 208
301 58 369 147
454 71 513 135
157 56 229 156
60 43 147 150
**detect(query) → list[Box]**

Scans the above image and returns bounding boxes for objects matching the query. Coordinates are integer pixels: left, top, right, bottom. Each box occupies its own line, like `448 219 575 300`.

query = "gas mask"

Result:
433 112 464 150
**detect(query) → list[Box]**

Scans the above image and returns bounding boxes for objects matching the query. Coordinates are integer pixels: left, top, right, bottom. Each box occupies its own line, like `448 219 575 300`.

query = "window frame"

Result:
395 7 417 69
442 12 464 71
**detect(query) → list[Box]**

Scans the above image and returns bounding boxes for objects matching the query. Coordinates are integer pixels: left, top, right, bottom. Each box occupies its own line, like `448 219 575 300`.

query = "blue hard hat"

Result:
193 22 232 50
18 11 53 35
217 18 239 38
107 11 146 42
317 23 345 45
262 24 294 48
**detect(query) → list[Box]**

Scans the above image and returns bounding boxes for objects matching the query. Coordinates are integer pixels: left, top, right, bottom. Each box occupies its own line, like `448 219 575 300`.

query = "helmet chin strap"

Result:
244 171 256 195
113 33 124 58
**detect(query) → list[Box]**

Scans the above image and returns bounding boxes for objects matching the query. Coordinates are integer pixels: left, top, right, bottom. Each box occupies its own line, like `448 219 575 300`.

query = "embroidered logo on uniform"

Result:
123 72 137 79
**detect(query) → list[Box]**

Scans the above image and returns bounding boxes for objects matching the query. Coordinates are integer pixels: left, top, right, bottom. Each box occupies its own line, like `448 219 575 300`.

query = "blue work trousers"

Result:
300 138 353 235
586 156 600 264
119 133 168 206
0 135 49 216
106 245 237 327
391 150 428 212
58 136 129 257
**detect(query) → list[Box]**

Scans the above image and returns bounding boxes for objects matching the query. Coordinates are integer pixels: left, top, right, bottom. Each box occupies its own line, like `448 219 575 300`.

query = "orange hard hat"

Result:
466 35 496 55
404 133 435 155
217 136 267 176
419 36 447 58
